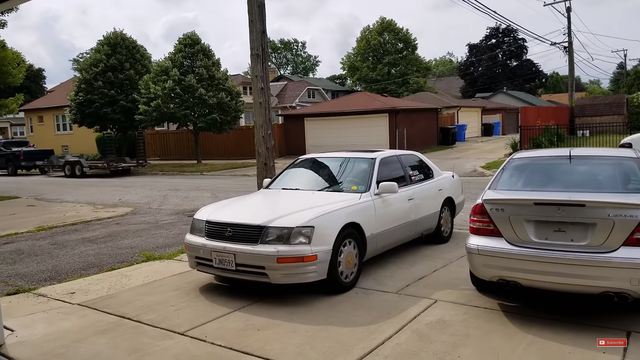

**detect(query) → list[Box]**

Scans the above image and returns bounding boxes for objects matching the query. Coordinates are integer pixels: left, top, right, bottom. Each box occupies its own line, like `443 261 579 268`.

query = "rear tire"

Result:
324 228 363 294
38 167 48 175
429 201 455 244
6 162 17 176
63 163 74 178
74 163 86 178
470 271 495 293
121 168 132 175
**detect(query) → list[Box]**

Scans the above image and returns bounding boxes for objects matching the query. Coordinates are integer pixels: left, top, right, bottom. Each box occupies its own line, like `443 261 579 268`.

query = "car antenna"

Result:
569 149 572 163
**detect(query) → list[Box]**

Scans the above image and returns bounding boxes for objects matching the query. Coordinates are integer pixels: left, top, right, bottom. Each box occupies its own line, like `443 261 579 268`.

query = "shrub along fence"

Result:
519 122 638 150
144 124 286 160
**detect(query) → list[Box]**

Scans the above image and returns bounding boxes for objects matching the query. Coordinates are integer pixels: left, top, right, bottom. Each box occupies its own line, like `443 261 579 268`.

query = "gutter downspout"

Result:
456 107 461 124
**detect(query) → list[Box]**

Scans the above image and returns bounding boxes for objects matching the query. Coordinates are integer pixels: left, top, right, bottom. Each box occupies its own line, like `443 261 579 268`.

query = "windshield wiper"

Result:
280 187 301 190
318 182 343 192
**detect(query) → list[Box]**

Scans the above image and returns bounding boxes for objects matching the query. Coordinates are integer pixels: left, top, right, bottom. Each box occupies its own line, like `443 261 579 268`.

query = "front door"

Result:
372 155 417 254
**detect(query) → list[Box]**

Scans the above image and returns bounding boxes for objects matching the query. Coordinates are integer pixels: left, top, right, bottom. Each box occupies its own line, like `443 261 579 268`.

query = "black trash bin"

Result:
481 122 495 137
439 126 457 146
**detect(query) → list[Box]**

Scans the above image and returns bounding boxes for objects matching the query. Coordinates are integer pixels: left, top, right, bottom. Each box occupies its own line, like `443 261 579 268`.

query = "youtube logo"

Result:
597 339 627 347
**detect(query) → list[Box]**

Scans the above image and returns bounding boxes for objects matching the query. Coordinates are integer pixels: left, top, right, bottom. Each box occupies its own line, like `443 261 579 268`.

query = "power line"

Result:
574 30 640 43
571 8 614 51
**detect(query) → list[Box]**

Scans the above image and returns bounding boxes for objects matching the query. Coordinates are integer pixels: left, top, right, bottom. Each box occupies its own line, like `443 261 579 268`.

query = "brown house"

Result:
281 92 441 155
575 94 629 123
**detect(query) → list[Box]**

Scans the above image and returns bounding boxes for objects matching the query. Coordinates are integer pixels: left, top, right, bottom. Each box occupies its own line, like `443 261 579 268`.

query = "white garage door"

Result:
305 114 389 153
458 109 481 138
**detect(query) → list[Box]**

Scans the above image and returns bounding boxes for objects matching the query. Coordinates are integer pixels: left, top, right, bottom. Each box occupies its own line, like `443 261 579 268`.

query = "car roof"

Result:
299 149 420 159
512 147 640 159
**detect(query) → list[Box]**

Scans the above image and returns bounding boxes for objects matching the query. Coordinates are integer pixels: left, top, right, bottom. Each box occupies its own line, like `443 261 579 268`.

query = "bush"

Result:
82 153 103 161
505 137 519 155
527 126 567 149
95 132 137 158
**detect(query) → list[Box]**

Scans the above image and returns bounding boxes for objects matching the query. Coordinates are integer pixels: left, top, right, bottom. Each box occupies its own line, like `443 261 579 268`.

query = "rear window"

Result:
491 156 640 193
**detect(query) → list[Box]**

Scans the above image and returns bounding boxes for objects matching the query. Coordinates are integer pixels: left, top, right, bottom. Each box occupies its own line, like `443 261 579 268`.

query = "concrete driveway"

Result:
3 231 638 359
427 136 512 176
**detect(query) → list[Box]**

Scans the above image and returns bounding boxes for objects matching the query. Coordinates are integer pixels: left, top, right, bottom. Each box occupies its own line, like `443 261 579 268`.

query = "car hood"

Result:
194 190 362 226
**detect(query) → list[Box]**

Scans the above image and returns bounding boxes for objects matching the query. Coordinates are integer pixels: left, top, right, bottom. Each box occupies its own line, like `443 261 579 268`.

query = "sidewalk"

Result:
0 198 133 236
2 231 637 360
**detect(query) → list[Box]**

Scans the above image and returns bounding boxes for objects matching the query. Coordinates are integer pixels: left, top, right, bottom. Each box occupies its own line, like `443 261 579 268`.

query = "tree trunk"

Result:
248 0 276 190
193 131 202 164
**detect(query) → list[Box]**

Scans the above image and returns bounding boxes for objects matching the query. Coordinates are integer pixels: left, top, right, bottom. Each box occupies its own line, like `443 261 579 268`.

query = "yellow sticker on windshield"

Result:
351 186 358 191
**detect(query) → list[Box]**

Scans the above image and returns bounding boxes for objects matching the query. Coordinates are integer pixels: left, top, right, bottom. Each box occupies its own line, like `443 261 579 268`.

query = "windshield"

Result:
267 157 374 193
491 156 640 193
0 140 30 150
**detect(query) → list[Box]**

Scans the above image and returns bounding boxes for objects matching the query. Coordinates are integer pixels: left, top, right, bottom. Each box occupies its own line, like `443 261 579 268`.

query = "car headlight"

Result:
261 226 314 245
189 218 205 237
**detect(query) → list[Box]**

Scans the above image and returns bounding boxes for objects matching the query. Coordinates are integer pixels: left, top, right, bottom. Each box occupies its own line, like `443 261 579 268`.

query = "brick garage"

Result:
281 92 441 155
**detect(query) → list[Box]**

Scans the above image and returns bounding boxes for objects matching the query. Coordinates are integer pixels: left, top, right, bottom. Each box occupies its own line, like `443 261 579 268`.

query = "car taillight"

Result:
20 152 23 159
623 224 640 247
469 203 502 237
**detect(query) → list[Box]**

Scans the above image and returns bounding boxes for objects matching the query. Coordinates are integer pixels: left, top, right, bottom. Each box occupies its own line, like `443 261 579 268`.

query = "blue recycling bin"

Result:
492 121 501 136
454 124 467 142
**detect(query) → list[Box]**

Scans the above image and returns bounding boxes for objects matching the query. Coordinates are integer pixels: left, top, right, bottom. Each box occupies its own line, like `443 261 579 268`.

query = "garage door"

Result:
458 109 481 138
305 114 389 153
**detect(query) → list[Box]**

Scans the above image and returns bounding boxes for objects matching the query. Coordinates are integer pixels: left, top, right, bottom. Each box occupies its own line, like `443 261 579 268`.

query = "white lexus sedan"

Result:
185 149 465 293
467 148 640 302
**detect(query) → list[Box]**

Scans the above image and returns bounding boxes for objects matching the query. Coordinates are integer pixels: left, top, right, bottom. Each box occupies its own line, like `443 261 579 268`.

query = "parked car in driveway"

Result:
0 139 55 176
185 149 465 293
467 147 640 302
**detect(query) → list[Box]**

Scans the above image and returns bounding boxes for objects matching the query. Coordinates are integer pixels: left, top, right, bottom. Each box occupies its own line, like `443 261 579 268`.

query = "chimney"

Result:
268 67 278 82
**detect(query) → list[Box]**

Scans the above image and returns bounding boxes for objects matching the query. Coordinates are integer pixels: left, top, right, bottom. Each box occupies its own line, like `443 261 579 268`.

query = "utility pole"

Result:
612 49 629 84
247 0 276 190
544 0 575 129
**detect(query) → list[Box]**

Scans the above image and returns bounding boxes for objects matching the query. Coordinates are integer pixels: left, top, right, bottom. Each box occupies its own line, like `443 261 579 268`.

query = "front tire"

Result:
38 167 48 175
325 228 363 294
6 162 17 176
74 163 86 178
429 201 454 244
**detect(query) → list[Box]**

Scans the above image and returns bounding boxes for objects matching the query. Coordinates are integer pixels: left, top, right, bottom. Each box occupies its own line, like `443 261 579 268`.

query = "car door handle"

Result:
407 197 415 202
438 189 443 191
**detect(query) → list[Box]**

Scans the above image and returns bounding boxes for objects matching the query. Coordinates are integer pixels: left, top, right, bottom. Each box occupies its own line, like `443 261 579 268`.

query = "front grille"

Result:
204 221 265 244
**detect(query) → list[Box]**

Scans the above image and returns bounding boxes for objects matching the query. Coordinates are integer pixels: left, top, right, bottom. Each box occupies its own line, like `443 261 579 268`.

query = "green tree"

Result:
138 31 244 164
0 63 47 106
428 52 459 78
0 40 27 115
609 61 626 94
459 24 547 98
326 73 350 88
0 6 18 30
68 29 152 135
622 67 640 95
341 16 431 98
268 38 321 77
541 71 587 94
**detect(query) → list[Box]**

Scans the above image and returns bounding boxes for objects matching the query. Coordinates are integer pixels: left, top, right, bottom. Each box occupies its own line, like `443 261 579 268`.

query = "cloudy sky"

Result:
2 0 640 88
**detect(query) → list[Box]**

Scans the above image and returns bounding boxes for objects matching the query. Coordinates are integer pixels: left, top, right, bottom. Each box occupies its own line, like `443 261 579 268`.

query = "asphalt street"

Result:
0 173 490 294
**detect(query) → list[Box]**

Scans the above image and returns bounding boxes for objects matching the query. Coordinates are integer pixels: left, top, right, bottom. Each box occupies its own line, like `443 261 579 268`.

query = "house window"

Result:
271 111 281 124
243 86 253 96
12 126 26 137
307 89 316 99
332 92 340 99
37 116 44 125
155 122 168 130
244 110 255 125
54 114 73 134
28 117 33 134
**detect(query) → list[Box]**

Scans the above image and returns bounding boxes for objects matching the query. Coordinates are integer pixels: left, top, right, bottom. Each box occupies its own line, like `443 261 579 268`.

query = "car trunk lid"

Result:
483 190 640 253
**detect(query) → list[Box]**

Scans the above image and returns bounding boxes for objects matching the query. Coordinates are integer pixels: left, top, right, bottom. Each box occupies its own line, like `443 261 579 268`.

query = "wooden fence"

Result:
438 113 456 128
144 124 286 160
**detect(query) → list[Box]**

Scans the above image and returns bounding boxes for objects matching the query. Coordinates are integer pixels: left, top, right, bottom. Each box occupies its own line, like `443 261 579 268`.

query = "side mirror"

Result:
262 178 272 188
377 182 399 195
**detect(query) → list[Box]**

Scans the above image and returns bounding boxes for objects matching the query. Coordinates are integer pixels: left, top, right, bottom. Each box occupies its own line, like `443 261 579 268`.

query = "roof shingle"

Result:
575 94 628 117
281 92 440 117
19 77 75 111
404 91 518 110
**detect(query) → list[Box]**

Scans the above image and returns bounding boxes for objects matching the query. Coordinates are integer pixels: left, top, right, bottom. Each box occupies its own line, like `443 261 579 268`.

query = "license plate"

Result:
212 252 236 270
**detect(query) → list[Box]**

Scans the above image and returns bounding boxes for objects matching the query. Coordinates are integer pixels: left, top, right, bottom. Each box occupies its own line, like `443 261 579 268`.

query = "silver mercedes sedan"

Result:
466 147 640 302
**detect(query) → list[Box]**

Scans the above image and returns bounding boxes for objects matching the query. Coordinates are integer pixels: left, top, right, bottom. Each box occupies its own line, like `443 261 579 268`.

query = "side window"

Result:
376 156 408 188
400 154 434 184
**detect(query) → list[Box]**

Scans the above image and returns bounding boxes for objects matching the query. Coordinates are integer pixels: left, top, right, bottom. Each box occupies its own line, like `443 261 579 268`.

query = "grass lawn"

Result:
138 162 255 174
481 158 506 171
0 195 20 201
421 145 455 154
561 133 627 148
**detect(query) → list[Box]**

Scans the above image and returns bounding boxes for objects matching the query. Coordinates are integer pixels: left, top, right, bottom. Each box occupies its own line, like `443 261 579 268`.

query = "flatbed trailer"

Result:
45 131 148 178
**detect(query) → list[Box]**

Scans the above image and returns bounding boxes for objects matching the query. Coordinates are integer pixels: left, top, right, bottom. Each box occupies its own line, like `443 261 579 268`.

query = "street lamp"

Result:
0 0 31 11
